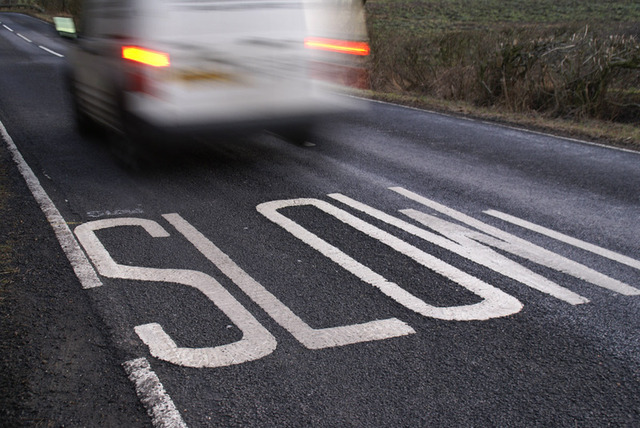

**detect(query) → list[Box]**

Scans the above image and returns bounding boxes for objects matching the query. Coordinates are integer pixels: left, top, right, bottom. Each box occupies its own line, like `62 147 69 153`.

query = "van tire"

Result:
277 124 315 146
69 80 100 136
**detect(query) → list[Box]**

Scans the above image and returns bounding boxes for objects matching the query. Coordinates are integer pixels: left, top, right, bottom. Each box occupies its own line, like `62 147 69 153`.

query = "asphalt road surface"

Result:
1 13 639 427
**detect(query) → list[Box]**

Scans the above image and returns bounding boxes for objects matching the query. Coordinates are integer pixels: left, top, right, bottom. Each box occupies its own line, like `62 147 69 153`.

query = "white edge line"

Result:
1 119 185 428
38 45 64 58
0 119 102 288
123 358 188 428
349 95 640 156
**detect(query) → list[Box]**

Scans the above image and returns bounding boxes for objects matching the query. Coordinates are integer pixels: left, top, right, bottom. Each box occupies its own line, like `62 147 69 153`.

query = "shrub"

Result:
369 23 640 123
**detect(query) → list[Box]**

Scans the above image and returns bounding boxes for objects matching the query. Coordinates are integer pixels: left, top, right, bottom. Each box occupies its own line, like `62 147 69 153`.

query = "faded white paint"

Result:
123 358 187 428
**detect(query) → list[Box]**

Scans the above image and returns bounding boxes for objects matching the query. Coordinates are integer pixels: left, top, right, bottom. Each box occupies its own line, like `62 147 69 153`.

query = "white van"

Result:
67 0 370 146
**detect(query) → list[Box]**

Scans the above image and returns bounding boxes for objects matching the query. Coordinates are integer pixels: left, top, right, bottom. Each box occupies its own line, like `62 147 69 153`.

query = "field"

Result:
367 0 640 32
365 0 640 147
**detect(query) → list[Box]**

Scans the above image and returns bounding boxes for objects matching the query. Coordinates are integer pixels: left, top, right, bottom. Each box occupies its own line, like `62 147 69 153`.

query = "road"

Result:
1 12 639 427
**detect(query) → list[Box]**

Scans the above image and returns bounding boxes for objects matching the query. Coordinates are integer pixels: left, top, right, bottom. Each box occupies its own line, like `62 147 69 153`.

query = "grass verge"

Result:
352 89 640 151
364 0 640 151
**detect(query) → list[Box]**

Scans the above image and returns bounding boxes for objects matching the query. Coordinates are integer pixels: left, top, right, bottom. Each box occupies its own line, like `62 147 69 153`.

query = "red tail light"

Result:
304 37 370 56
122 46 170 67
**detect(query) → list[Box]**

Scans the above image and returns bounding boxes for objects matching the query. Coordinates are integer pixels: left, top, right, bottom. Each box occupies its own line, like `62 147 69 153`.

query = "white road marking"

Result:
0 120 102 289
38 45 64 57
390 187 640 296
0 23 64 57
257 199 523 321
123 358 187 428
329 193 588 305
1 120 178 427
484 209 640 271
163 213 414 349
74 218 277 368
87 207 144 218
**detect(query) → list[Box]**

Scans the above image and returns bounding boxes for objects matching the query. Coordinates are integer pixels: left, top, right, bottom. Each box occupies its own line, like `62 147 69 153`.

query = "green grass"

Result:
367 0 640 34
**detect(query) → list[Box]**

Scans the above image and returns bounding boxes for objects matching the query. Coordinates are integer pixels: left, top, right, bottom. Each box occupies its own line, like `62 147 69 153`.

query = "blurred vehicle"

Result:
67 0 370 146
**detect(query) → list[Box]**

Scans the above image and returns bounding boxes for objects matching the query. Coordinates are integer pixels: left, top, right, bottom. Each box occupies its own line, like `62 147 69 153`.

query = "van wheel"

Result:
277 124 315 147
70 81 99 136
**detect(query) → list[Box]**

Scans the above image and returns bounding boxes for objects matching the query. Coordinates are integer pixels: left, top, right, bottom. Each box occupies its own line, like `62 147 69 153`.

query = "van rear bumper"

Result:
124 94 365 143
123 109 341 144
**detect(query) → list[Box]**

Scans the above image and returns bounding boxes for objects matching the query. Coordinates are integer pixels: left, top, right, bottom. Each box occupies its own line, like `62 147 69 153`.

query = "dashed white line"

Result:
1 23 64 57
17 33 31 43
38 45 64 57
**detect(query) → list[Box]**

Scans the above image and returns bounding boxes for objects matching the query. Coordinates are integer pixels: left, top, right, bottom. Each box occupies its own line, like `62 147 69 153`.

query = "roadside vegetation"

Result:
365 0 640 149
1 0 639 148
